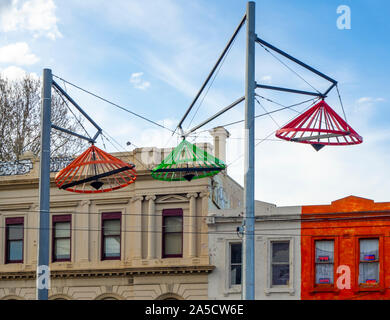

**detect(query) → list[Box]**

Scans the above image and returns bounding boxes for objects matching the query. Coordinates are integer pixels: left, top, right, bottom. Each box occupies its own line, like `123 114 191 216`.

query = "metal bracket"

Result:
255 36 337 98
52 80 102 143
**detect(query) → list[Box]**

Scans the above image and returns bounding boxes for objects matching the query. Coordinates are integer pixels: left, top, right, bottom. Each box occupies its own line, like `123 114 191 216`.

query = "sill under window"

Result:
357 285 384 293
265 286 295 296
225 284 242 295
5 260 23 264
102 256 121 261
310 285 339 294
162 255 183 258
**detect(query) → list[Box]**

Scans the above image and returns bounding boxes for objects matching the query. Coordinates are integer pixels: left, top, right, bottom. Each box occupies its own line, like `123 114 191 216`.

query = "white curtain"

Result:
315 240 334 262
359 239 379 284
315 240 334 284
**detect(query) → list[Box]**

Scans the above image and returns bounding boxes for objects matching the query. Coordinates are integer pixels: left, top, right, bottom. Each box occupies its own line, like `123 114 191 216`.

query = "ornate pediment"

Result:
156 194 188 204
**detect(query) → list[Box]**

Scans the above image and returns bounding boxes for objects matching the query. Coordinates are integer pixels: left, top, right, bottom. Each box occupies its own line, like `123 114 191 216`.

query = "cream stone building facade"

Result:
0 127 242 300
207 201 302 300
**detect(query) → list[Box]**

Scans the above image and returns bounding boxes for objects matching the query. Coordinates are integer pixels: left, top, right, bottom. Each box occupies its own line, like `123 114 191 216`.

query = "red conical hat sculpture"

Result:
275 100 363 151
55 145 136 193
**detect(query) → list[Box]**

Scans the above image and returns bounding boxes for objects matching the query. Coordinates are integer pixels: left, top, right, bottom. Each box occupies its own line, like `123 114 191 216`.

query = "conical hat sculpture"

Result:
151 139 226 182
55 145 136 193
275 100 363 151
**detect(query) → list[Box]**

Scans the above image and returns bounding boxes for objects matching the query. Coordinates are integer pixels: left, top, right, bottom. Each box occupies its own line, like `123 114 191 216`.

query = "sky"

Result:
0 0 389 206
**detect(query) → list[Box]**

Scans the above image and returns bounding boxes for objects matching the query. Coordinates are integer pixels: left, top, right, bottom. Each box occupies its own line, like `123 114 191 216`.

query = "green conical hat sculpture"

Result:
151 139 226 182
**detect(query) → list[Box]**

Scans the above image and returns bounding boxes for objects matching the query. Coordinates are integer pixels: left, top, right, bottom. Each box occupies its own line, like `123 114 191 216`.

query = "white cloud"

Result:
0 65 38 80
260 75 272 83
0 42 39 65
129 72 151 90
0 0 62 40
357 97 385 104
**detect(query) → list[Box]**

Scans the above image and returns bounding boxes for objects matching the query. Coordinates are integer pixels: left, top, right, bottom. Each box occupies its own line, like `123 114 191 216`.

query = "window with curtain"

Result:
52 215 71 262
315 240 334 284
5 217 24 263
271 241 290 286
162 209 183 258
102 212 121 260
359 238 379 285
230 243 242 286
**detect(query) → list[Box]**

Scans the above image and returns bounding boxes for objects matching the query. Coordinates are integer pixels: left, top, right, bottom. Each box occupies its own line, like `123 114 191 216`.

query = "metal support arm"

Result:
51 124 96 143
176 14 246 132
256 37 337 85
256 84 324 98
52 80 102 141
184 96 245 137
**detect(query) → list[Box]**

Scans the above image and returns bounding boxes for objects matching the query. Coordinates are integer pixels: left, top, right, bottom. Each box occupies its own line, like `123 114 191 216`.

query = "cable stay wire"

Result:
6 207 390 221
1 211 390 236
186 26 240 131
218 96 319 129
255 96 280 128
258 42 321 94
226 98 320 168
52 74 177 135
336 84 348 122
52 85 92 140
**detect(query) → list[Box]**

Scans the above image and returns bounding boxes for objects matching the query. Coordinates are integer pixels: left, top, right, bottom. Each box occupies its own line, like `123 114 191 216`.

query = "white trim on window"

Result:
265 236 295 296
224 239 242 295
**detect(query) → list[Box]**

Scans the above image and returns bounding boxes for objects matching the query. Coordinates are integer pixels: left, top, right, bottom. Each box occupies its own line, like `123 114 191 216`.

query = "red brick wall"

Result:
301 196 390 300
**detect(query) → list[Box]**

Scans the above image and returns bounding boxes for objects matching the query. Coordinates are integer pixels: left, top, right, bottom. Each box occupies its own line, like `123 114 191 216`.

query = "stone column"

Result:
30 203 40 265
187 193 198 257
209 126 230 163
146 195 156 259
78 200 91 263
199 190 210 259
131 196 144 259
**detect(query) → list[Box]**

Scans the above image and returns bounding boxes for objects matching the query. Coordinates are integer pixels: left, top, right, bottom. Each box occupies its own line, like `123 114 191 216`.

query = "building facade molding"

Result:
0 265 215 281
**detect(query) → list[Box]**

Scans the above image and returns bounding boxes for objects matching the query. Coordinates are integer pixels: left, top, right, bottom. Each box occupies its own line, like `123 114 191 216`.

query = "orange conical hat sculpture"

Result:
55 145 136 193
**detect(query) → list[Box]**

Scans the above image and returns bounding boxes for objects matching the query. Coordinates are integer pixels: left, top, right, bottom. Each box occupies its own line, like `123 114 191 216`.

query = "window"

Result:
315 240 334 285
52 215 71 262
271 241 290 286
359 238 379 285
162 209 183 258
5 217 24 263
101 212 121 260
230 243 242 286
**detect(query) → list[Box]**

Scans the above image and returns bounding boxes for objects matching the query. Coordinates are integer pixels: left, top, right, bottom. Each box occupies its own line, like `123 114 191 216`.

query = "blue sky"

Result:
0 0 389 206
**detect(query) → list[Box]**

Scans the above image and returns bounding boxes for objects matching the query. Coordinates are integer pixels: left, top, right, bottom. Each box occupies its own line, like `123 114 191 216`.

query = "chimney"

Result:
209 126 230 163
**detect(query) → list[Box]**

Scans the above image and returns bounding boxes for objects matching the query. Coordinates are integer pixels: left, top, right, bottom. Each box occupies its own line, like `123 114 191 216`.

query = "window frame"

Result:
229 242 242 288
270 240 290 287
355 235 384 292
5 217 24 264
311 236 338 292
101 212 122 261
52 215 72 262
162 209 183 258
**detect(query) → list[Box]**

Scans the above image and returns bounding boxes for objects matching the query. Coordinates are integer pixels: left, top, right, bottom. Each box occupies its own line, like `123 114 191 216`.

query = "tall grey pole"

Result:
37 68 52 300
242 1 256 300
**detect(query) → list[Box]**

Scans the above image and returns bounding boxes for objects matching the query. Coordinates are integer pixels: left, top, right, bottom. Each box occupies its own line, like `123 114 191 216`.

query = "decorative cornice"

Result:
0 203 33 211
186 192 199 199
0 265 215 280
199 191 210 198
94 198 130 206
80 200 91 207
131 196 144 203
50 201 80 208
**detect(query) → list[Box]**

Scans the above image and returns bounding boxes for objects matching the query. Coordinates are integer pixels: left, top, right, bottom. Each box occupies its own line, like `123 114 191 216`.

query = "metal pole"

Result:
243 1 255 300
37 68 52 300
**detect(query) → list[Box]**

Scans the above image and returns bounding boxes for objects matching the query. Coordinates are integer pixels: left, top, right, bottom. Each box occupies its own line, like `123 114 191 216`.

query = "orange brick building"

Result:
301 196 390 300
